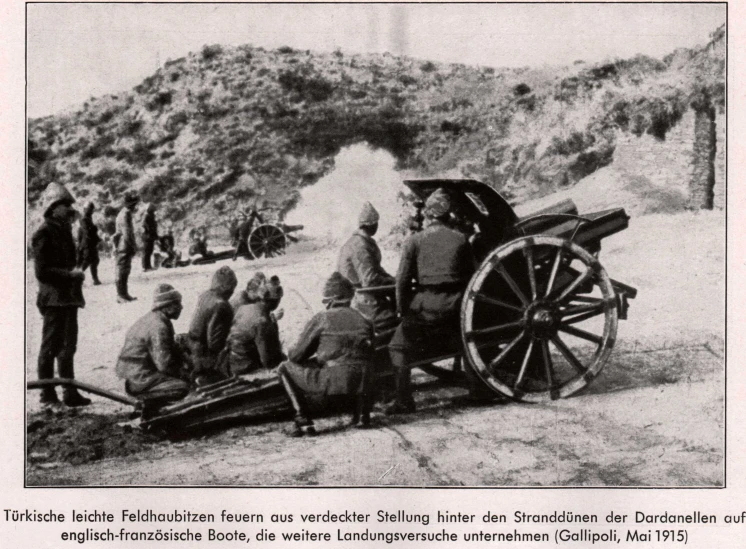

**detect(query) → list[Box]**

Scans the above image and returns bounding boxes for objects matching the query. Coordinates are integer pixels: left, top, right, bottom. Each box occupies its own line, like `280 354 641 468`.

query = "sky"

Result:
27 3 725 118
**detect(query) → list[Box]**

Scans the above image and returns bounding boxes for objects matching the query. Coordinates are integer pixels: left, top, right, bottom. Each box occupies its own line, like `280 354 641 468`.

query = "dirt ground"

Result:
25 209 724 486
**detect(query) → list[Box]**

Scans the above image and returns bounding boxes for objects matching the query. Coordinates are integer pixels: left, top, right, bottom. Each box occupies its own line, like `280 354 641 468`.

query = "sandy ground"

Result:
25 209 724 486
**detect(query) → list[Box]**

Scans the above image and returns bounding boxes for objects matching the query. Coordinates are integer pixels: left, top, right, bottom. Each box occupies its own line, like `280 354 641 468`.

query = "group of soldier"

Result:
32 180 491 435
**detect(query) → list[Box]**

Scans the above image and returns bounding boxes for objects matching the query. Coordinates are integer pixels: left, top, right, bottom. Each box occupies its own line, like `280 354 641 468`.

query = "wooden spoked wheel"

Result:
461 236 618 402
248 224 287 259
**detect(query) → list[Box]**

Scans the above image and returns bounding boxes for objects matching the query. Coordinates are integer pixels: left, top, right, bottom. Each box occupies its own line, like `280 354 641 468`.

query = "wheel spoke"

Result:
544 247 563 298
553 268 592 303
540 340 555 389
561 303 607 325
466 320 523 338
566 295 603 304
523 247 538 300
561 301 606 316
551 335 586 374
494 263 529 306
514 339 535 388
471 292 523 313
559 324 603 345
488 331 526 371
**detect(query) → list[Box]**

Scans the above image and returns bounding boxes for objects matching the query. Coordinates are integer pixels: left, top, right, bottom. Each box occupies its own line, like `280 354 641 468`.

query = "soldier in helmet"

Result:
277 272 375 436
32 182 91 406
385 188 479 414
337 201 396 329
114 190 140 302
76 201 102 285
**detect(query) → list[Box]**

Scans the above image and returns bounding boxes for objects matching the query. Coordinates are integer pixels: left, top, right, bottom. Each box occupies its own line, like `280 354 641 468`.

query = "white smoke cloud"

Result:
285 144 410 244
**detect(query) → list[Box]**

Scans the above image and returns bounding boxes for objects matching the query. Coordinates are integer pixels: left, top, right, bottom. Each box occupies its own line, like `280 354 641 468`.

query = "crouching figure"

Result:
116 283 191 407
277 272 375 437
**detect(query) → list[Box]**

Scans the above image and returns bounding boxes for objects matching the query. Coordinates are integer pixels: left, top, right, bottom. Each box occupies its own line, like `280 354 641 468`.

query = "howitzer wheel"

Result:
248 224 287 259
461 236 618 402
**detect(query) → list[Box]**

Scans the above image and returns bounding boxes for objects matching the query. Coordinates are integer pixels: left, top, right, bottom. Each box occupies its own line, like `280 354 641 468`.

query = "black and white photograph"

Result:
24 2 725 487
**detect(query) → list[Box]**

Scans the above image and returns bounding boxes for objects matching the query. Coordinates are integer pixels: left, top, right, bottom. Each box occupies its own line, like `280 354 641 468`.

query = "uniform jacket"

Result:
76 215 101 262
395 220 476 315
115 208 137 255
228 303 285 374
286 307 374 396
230 290 258 313
116 310 184 392
187 289 234 369
337 230 394 288
238 211 264 241
141 211 158 243
32 218 85 309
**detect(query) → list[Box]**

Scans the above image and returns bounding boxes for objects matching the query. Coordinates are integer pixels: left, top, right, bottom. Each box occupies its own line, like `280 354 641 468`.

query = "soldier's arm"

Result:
395 237 418 314
206 304 233 354
32 228 78 284
287 313 322 364
254 319 283 369
150 323 182 377
77 222 89 250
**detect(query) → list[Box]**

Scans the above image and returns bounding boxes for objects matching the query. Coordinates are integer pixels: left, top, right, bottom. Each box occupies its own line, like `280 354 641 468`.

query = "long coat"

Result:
76 215 101 264
115 208 137 255
32 218 85 309
281 307 374 403
228 302 285 374
187 289 234 372
337 230 393 288
116 310 186 393
141 210 158 243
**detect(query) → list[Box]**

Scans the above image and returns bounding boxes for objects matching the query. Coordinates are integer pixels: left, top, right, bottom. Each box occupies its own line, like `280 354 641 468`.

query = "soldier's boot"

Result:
58 357 91 407
384 356 416 415
90 264 102 286
39 386 60 406
278 367 316 437
351 394 372 429
120 276 137 302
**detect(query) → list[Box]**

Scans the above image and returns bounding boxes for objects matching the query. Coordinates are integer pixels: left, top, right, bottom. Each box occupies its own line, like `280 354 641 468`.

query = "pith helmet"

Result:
40 182 75 217
358 201 380 226
424 188 452 219
152 283 182 311
322 272 355 305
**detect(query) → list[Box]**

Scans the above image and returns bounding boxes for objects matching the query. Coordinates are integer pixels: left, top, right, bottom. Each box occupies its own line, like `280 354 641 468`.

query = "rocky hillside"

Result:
27 26 724 233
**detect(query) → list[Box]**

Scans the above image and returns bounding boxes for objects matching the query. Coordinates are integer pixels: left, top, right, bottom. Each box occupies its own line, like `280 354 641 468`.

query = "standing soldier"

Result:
337 202 396 329
32 182 91 406
385 188 479 414
114 191 139 303
277 272 375 436
141 203 159 272
232 204 265 260
187 266 238 383
76 201 102 285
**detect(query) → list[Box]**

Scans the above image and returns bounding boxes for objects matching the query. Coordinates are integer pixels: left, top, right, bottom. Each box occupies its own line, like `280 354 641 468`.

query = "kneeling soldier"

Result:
277 272 375 436
115 284 190 405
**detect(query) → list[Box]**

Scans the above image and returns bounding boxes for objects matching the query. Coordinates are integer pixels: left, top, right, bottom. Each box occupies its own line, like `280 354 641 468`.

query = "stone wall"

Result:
612 108 725 209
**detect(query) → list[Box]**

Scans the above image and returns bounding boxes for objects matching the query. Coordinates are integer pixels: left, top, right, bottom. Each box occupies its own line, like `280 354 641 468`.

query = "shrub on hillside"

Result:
201 44 223 61
278 69 334 102
513 83 531 96
420 61 437 73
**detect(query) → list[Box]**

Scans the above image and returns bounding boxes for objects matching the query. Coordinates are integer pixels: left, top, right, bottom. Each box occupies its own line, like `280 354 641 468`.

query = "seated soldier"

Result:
115 284 190 405
230 271 267 312
337 202 396 330
187 266 237 383
277 272 375 437
227 282 286 376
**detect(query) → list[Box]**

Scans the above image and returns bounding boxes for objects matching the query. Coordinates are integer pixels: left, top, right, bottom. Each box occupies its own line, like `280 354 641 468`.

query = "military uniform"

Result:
116 284 189 404
232 209 264 259
141 206 158 271
76 205 101 285
187 267 237 378
227 302 285 375
32 182 90 406
277 272 375 435
114 192 139 301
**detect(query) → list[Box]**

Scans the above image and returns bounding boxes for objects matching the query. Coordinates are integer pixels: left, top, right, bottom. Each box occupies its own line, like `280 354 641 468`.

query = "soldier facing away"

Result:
141 203 159 271
277 272 376 437
32 182 91 407
114 190 140 303
76 201 102 285
337 201 396 329
116 284 190 406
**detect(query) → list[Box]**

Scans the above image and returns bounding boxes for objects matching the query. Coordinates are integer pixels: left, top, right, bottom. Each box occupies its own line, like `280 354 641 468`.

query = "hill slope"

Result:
27 26 724 233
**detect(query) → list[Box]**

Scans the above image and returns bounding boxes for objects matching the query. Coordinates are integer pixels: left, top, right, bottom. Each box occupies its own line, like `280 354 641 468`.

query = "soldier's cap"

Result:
84 201 95 213
424 188 452 219
211 266 238 294
322 272 355 305
123 190 140 207
146 203 156 213
245 271 267 298
358 201 380 226
40 182 76 217
152 283 182 311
